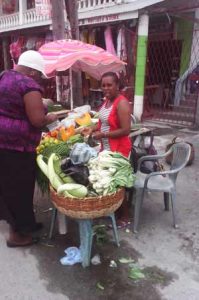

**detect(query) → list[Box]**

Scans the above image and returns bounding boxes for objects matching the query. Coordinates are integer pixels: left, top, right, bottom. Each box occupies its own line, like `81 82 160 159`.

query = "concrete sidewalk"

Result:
128 122 199 300
0 122 198 300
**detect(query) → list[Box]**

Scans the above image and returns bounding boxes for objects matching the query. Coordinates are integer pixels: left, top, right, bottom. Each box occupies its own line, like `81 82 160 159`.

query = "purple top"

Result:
0 70 43 152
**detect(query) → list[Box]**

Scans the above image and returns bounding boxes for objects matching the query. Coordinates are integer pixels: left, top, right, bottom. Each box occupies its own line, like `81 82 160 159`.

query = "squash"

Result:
75 112 92 126
58 125 75 142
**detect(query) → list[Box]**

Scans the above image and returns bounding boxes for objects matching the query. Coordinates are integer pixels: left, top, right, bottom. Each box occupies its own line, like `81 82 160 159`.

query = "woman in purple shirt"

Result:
0 50 57 247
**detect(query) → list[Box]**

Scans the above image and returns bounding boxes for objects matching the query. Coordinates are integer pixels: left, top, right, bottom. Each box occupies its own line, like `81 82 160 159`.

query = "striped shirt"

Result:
98 103 112 150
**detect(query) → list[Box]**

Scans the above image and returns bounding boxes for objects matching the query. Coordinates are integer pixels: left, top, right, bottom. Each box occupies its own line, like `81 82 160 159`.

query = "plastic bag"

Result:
130 135 158 173
70 142 97 165
165 137 194 166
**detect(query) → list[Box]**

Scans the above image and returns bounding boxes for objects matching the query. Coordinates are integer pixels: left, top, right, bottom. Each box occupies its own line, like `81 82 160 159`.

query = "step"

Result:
179 100 197 107
184 93 198 100
161 110 194 118
152 117 193 127
169 105 195 113
152 113 194 125
154 111 195 123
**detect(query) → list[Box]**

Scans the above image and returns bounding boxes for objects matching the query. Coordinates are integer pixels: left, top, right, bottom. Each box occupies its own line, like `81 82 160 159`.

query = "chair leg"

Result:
109 213 120 247
126 188 134 204
79 220 93 268
48 208 57 239
170 190 178 229
164 192 170 211
133 188 145 233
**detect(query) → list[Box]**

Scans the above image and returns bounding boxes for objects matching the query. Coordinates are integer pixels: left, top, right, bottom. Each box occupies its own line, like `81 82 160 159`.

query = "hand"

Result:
45 113 58 124
92 131 104 140
80 127 93 137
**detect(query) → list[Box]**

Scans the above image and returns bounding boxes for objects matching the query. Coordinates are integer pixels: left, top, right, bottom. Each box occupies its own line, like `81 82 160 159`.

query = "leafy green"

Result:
129 267 145 280
93 225 109 246
119 257 135 264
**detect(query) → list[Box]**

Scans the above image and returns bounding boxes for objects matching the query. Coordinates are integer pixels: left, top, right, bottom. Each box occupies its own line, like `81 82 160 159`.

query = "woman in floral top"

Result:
0 50 57 247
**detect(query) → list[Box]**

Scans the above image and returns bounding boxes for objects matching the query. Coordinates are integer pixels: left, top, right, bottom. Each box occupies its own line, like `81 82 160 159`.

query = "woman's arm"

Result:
93 99 131 140
81 123 98 136
24 91 58 128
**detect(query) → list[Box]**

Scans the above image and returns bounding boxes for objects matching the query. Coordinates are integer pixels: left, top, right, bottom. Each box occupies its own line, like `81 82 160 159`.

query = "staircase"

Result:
151 94 198 126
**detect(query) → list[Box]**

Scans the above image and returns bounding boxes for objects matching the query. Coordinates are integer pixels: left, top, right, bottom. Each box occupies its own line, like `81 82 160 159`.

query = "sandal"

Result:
117 220 131 229
6 237 39 248
108 220 131 230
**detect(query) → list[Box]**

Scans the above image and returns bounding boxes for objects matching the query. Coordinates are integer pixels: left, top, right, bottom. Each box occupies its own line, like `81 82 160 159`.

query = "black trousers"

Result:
0 149 37 233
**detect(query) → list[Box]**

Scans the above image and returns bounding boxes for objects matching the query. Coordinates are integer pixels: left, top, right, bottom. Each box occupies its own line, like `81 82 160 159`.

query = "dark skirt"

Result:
0 149 37 233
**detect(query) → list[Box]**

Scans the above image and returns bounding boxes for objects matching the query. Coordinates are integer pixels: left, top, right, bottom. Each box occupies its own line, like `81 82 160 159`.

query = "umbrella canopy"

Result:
39 39 126 80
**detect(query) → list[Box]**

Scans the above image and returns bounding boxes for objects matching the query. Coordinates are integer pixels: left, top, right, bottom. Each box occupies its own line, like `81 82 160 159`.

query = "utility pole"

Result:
50 0 83 106
50 0 65 103
51 0 65 40
65 0 83 106
65 0 79 39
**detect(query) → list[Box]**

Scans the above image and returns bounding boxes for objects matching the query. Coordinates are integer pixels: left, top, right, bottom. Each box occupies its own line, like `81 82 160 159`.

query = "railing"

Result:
0 0 126 31
0 9 51 31
0 12 20 30
78 0 116 11
23 8 51 25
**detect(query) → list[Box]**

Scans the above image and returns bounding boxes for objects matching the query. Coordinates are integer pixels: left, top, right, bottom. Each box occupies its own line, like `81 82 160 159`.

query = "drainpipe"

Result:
133 13 149 121
19 0 27 25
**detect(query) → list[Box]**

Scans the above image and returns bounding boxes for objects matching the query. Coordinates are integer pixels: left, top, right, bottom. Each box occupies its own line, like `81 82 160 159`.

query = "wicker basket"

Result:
50 186 125 219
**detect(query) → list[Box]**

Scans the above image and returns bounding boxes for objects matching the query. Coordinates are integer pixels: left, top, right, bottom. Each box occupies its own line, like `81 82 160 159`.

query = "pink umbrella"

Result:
39 39 126 79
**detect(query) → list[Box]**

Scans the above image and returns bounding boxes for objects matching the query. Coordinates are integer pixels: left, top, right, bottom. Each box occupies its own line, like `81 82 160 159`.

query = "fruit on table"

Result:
58 125 75 142
36 136 61 154
50 129 59 138
75 112 91 126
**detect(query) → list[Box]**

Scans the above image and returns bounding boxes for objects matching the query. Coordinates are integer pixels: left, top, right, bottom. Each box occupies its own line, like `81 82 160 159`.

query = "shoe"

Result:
6 236 39 248
32 222 43 232
20 223 44 234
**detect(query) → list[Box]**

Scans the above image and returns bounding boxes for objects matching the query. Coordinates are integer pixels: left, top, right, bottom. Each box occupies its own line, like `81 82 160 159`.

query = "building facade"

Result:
0 0 198 125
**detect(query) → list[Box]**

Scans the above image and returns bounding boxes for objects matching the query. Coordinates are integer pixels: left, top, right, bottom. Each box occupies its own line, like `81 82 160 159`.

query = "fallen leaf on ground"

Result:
119 257 135 264
129 267 145 280
97 282 105 290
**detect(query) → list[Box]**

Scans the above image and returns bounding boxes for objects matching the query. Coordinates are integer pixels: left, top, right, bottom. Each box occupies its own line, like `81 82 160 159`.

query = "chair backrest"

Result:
169 142 191 182
131 114 137 126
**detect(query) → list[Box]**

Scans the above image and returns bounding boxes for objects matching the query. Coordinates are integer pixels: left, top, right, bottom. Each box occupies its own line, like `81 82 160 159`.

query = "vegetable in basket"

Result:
57 183 88 198
61 159 89 186
88 150 136 195
37 154 74 188
37 153 88 198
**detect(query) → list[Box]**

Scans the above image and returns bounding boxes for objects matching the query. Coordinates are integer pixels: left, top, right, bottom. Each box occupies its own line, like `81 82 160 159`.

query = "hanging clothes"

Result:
35 37 45 51
45 32 53 44
25 37 37 50
104 26 116 56
2 0 17 14
80 29 89 43
117 26 127 61
88 29 96 45
10 36 25 64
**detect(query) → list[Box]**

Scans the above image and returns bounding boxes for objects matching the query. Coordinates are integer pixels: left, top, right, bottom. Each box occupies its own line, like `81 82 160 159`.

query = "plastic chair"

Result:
132 142 191 233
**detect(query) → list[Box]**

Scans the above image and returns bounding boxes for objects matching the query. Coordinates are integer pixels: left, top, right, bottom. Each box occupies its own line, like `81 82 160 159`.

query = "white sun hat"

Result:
18 50 46 76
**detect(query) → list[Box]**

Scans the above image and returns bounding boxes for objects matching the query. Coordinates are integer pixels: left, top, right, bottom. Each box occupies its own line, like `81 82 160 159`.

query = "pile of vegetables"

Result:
37 153 88 198
37 147 136 197
36 105 136 198
36 133 83 193
88 151 135 195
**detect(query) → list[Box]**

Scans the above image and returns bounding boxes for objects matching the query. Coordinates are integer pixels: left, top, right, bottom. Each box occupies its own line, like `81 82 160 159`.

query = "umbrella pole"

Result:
56 75 62 102
69 68 74 110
